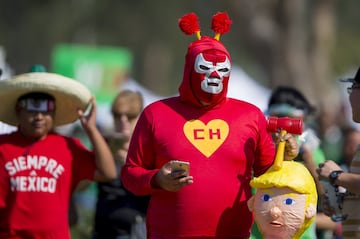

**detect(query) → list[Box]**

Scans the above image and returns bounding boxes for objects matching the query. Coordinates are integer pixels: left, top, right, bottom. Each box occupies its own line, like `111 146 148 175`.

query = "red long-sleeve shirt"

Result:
121 96 275 238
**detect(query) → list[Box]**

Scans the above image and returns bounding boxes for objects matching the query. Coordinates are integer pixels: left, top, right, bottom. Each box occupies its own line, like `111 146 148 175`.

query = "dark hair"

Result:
268 86 315 116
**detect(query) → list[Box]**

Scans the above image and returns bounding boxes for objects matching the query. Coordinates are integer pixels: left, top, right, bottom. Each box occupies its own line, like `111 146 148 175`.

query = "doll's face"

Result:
253 187 306 239
191 50 230 104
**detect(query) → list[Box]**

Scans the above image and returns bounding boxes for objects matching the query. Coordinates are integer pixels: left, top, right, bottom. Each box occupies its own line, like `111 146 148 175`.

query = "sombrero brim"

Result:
0 72 92 126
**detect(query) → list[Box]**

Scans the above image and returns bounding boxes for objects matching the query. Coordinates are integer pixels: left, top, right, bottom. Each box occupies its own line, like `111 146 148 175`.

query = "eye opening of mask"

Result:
16 92 56 113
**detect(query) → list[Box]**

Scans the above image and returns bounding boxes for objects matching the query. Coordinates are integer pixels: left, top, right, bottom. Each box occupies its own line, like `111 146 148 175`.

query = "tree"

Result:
228 0 337 106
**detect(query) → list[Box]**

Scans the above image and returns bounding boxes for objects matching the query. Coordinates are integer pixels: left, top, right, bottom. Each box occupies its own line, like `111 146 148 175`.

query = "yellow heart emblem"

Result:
183 119 229 157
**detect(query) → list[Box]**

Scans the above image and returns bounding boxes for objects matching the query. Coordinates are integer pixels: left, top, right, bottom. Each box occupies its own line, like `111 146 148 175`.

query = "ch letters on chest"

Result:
183 119 229 157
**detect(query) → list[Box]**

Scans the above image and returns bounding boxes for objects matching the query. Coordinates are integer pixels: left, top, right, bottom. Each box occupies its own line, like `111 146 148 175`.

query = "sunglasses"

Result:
17 98 55 112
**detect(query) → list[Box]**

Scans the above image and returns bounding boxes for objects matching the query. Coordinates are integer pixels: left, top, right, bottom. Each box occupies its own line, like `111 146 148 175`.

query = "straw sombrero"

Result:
0 72 92 126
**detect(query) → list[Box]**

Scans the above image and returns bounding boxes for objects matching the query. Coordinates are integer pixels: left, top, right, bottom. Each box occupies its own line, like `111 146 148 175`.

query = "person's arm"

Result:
318 159 360 194
78 97 116 181
333 172 360 194
316 212 338 230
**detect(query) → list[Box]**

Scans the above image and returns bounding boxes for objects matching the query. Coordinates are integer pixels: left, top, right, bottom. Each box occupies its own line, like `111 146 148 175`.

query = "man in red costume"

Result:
121 12 299 239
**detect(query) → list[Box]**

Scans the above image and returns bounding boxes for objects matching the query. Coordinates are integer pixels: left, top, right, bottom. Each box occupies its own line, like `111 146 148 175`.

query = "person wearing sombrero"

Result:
317 66 360 239
120 13 299 238
0 69 116 239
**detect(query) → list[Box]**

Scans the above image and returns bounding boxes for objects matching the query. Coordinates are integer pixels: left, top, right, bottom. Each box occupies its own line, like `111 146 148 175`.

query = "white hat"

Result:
0 72 92 126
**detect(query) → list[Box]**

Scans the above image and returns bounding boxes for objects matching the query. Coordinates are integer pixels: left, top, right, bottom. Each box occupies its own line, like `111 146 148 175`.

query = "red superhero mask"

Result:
192 50 231 105
178 13 232 107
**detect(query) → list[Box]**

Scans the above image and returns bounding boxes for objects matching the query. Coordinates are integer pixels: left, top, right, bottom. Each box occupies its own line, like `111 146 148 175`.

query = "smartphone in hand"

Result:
170 160 190 176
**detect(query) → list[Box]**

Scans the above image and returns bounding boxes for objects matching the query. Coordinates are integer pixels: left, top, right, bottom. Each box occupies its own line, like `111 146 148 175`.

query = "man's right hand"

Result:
153 161 194 192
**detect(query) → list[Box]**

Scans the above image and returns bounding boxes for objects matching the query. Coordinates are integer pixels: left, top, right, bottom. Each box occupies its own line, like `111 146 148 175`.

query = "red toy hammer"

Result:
267 116 303 170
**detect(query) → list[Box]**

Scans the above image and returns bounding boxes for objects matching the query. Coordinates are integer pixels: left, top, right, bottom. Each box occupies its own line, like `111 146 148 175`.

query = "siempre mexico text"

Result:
4 155 65 193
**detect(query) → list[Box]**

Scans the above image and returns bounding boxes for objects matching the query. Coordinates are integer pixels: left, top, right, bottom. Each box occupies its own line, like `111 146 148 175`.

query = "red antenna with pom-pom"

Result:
211 12 232 41
178 13 201 40
179 12 232 41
